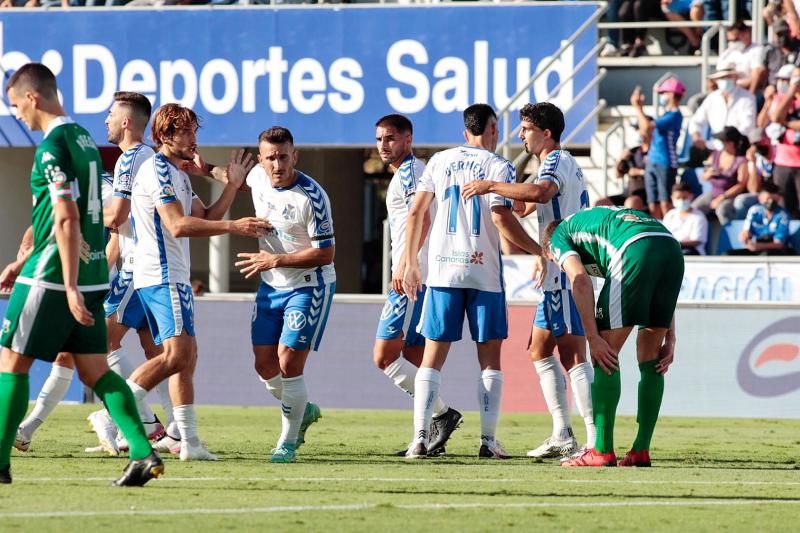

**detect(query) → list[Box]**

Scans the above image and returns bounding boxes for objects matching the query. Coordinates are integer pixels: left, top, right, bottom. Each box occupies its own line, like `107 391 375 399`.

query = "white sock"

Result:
533 356 572 440
18 364 74 438
261 373 283 401
173 404 200 447
412 367 440 444
153 380 175 428
126 379 148 402
384 356 449 416
569 362 596 447
123 378 155 424
478 369 503 444
278 375 308 446
106 348 135 378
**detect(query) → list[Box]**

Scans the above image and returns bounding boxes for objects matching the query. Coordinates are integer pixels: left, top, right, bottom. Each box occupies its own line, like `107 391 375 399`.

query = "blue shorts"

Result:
251 281 336 352
644 163 678 204
136 283 195 345
417 287 508 343
375 287 425 347
104 269 148 330
533 289 585 337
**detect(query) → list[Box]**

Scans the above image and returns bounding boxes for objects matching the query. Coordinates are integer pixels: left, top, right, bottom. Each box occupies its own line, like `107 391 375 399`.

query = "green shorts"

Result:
1 284 107 362
596 235 684 330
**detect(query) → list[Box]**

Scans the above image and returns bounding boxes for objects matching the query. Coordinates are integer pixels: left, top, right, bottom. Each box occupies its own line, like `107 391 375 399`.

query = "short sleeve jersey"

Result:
246 166 336 289
549 207 675 277
744 204 791 243
535 149 590 291
111 144 155 268
386 154 432 279
131 152 194 288
417 145 514 292
19 116 108 291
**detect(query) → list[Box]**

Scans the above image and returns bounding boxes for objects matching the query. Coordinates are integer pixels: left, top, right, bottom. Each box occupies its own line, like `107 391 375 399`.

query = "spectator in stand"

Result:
768 63 800 213
693 126 751 224
702 0 749 28
601 0 623 57
728 182 795 254
689 63 758 160
663 182 709 255
718 20 766 95
764 18 800 88
618 0 652 57
662 0 703 54
734 143 772 218
764 0 800 39
632 79 685 219
0 0 67 5
611 117 652 206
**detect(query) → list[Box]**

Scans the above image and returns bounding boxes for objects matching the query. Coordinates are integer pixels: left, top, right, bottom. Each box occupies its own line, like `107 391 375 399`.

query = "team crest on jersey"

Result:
282 204 297 221
470 251 484 265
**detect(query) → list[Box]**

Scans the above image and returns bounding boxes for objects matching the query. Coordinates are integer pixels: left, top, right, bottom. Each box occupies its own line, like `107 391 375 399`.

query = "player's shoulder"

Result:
294 171 328 197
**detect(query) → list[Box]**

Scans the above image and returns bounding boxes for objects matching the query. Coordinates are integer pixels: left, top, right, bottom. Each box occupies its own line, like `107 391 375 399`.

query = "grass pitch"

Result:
1 405 798 532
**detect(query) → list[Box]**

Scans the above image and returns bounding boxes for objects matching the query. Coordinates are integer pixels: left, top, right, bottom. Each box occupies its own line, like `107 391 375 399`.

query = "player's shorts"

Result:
1 284 107 361
104 269 148 330
251 280 336 352
417 286 507 343
136 283 195 345
375 287 426 347
596 235 684 330
533 289 585 337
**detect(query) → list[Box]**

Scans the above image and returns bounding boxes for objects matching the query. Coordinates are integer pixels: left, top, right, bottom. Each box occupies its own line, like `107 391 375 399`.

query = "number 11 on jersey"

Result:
444 184 481 237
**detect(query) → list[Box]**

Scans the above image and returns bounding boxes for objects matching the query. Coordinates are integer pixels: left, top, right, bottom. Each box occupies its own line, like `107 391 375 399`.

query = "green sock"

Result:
0 372 30 470
632 360 664 452
93 371 151 460
591 365 621 454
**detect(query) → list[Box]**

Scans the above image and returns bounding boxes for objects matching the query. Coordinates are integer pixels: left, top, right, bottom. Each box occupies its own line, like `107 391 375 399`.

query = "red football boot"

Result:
619 449 651 467
561 447 617 467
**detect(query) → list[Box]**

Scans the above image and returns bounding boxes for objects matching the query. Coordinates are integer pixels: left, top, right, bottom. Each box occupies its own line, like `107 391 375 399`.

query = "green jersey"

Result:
549 207 675 278
18 117 108 290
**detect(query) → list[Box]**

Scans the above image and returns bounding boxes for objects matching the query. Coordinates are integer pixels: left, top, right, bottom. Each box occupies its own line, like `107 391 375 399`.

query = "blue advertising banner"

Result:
0 4 598 147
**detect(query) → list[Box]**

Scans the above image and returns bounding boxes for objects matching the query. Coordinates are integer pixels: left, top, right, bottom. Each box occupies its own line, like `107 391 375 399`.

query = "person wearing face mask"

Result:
692 126 751 224
662 183 709 255
764 18 800 88
689 63 758 162
768 63 800 214
718 20 766 94
632 79 685 219
727 182 794 255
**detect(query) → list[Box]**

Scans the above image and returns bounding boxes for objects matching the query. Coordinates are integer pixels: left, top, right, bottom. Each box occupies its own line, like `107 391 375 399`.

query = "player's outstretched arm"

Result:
159 200 267 238
185 150 254 193
235 246 335 279
462 179 556 203
53 201 94 326
402 191 434 300
490 206 542 256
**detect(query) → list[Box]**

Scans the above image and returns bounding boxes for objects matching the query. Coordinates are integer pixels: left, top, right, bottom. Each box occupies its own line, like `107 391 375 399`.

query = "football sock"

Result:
94 371 150 460
591 366 621 454
173 404 201 447
534 356 571 440
384 356 449 416
261 373 283 401
278 375 308 446
0 373 29 469
632 360 664 452
568 362 596 446
107 348 135 378
19 364 73 437
126 379 148 402
478 369 503 444
153 380 175 428
413 367 440 444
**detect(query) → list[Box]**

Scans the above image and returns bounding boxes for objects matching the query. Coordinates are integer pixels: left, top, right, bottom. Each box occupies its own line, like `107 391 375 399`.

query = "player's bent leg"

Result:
16 352 75 452
0 349 34 483
270 346 311 463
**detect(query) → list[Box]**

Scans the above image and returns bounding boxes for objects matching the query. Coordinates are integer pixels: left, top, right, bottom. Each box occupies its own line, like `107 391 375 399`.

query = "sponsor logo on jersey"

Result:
2 319 10 335
160 184 175 198
470 251 484 265
286 310 307 331
41 152 55 163
435 250 471 265
380 301 393 321
319 221 331 234
76 134 97 152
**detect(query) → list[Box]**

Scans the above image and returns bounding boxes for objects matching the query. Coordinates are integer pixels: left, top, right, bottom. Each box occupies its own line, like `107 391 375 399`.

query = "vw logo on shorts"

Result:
286 310 307 331
380 301 394 321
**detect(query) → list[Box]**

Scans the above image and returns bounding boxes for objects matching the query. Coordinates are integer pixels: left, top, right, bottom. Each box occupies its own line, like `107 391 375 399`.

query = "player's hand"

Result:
229 217 270 238
183 153 210 177
655 340 675 375
0 261 23 294
66 287 94 326
532 254 547 289
235 251 278 279
461 180 493 200
402 263 423 302
391 261 406 295
588 335 619 375
226 148 255 190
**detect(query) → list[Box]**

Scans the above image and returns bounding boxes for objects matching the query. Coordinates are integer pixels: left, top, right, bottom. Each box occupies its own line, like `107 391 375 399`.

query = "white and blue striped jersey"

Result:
386 153 432 279
246 166 336 290
112 143 155 271
101 171 116 282
131 152 194 288
535 149 590 291
417 145 514 293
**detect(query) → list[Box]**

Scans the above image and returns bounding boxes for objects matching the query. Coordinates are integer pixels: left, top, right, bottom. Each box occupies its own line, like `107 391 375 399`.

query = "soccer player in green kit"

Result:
0 63 162 486
541 207 683 467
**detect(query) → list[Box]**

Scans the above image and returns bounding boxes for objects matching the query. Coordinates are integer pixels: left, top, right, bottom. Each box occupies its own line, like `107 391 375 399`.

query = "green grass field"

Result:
1 405 798 532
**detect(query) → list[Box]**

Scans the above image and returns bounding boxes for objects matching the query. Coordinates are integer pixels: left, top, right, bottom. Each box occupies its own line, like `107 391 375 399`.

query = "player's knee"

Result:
254 358 274 380
373 346 399 370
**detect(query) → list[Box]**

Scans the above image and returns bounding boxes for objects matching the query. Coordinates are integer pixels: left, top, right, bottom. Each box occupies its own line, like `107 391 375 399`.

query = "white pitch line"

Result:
2 499 800 519
16 476 800 487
